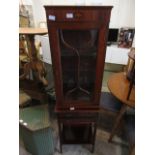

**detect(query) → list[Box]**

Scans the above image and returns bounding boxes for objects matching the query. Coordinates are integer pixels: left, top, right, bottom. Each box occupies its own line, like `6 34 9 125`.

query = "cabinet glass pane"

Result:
59 29 98 101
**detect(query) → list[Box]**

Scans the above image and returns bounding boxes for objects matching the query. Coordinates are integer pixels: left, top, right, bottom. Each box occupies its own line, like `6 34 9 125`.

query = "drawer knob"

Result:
75 12 83 18
48 15 56 21
70 107 75 111
66 13 74 19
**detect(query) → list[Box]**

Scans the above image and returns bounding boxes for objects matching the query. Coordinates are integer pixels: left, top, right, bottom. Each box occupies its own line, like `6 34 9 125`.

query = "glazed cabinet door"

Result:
59 29 98 101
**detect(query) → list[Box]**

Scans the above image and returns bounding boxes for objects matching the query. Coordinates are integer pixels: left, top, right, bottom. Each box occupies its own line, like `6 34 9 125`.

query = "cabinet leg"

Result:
60 144 62 153
58 121 62 153
92 143 95 153
91 123 97 153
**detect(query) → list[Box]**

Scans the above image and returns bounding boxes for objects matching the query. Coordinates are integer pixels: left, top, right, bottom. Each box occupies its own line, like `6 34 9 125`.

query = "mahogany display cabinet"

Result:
45 6 113 153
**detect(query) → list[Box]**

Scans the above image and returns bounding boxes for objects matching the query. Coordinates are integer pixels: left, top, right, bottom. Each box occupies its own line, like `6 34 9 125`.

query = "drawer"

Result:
46 9 104 22
57 113 98 123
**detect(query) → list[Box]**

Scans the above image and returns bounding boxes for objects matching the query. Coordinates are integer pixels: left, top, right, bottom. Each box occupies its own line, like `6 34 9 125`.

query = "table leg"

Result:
108 104 127 142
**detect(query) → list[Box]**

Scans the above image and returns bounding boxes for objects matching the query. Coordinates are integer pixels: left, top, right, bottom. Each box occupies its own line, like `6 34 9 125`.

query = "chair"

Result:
126 47 135 100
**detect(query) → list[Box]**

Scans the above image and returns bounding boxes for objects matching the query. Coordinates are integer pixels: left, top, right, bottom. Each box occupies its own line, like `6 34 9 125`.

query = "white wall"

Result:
118 0 135 28
31 0 52 27
26 0 135 28
100 0 120 28
19 0 33 5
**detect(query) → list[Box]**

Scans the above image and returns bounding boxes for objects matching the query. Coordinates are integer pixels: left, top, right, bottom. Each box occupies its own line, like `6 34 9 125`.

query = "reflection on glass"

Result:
59 29 98 101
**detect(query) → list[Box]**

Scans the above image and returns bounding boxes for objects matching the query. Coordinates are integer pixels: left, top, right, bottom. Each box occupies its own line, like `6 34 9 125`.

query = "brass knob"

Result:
75 12 83 18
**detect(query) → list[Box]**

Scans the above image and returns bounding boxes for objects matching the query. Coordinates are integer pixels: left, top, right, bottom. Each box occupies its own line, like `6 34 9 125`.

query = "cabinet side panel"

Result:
46 26 64 104
93 10 112 105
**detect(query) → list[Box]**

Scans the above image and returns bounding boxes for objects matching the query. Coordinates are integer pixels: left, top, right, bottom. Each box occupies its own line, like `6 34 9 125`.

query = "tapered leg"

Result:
58 120 62 153
91 123 97 153
108 104 127 142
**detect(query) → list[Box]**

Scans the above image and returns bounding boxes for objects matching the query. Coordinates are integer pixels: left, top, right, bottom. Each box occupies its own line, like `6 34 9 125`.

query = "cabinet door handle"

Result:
70 107 75 111
75 12 83 18
48 15 56 21
66 13 74 19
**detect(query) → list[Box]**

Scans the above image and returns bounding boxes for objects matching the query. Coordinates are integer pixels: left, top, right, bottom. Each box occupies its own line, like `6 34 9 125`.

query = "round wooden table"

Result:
107 72 135 142
19 28 48 60
19 28 49 103
19 27 48 35
19 27 48 85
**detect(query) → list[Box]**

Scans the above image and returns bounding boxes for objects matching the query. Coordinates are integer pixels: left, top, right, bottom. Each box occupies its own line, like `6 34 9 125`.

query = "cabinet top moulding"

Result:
44 6 113 9
44 6 113 27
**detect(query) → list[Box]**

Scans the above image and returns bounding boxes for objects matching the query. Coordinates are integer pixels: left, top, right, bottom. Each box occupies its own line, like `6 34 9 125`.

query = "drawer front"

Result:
47 9 104 22
58 113 98 118
57 113 98 123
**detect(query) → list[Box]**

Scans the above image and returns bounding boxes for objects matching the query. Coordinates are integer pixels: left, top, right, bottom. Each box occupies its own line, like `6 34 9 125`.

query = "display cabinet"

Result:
45 6 112 153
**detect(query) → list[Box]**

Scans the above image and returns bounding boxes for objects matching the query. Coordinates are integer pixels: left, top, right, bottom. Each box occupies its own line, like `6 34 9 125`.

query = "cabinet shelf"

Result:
62 124 93 144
